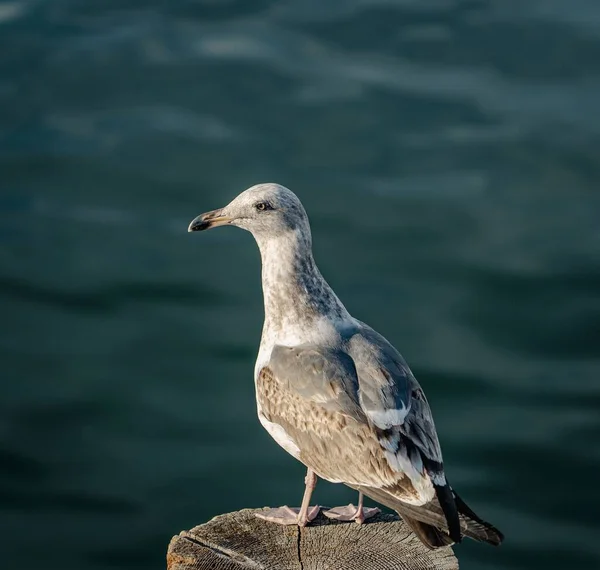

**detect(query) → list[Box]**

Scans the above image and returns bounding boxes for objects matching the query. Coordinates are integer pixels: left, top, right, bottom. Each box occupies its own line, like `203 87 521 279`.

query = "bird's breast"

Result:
257 411 301 459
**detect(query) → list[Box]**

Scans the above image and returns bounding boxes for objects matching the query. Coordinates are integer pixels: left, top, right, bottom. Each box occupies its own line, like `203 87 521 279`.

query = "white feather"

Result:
368 405 409 429
383 449 435 505
257 414 301 459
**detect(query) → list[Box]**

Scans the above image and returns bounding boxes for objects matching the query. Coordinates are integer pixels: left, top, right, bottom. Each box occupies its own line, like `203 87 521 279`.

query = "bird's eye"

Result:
255 202 272 212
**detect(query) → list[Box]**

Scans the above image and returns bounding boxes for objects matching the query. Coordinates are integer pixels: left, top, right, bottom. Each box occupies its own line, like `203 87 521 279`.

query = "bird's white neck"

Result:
254 229 349 347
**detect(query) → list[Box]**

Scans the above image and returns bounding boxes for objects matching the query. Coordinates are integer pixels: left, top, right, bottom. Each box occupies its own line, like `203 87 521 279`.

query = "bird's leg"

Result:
297 468 320 526
255 468 321 526
323 491 380 524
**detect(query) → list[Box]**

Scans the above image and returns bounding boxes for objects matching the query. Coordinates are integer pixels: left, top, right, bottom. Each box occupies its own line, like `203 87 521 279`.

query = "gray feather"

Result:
347 323 444 471
269 323 445 481
269 344 365 421
346 326 412 428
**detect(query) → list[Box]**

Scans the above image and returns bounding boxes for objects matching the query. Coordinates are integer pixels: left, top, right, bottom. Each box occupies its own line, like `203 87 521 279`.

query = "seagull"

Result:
188 183 503 548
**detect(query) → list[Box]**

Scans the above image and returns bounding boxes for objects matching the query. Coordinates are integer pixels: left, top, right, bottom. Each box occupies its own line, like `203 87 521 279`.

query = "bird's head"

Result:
188 183 310 239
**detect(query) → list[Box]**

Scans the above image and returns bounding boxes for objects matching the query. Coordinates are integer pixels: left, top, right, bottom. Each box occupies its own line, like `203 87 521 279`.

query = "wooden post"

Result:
167 508 458 570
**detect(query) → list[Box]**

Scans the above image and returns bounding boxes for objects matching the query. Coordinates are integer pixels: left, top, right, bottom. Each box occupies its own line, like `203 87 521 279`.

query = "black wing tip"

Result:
453 489 505 546
402 515 455 549
433 483 462 543
485 525 505 546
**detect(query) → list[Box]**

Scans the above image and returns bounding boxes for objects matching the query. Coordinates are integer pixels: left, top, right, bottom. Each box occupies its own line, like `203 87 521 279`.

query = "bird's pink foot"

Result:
323 504 380 524
255 505 321 526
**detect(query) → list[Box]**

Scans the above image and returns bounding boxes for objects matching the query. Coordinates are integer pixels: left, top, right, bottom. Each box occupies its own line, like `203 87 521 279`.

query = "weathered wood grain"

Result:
167 508 458 570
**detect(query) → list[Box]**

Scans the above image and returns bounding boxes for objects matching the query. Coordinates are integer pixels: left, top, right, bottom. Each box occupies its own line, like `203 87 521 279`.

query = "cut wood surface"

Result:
167 508 458 570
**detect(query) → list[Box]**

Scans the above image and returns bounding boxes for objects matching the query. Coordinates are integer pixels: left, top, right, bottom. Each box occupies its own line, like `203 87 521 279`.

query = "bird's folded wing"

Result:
267 331 445 482
347 327 444 473
268 344 365 422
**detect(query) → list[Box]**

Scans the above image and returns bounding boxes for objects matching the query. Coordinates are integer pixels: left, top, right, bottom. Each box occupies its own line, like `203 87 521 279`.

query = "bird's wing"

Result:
265 336 444 477
347 324 461 542
266 344 365 422
347 325 444 476
260 343 420 494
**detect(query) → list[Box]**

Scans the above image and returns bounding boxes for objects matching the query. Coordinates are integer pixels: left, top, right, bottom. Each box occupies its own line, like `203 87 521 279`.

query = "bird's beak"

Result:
188 208 232 232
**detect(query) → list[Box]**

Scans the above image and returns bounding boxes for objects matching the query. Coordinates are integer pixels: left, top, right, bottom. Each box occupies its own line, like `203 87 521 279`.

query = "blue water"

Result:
1 1 600 569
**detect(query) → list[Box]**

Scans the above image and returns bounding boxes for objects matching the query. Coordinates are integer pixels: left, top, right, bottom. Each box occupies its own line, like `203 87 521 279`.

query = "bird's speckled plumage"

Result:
189 183 503 548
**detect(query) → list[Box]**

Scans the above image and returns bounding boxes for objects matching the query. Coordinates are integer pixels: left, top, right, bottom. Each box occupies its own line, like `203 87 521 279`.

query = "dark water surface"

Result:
2 1 600 569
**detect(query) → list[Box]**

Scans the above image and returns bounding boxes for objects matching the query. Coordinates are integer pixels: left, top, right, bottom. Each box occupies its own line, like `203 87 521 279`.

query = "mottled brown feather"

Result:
257 366 423 502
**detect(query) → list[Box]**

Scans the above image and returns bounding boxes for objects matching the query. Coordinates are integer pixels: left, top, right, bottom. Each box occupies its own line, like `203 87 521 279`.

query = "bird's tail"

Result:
356 484 504 549
400 515 454 548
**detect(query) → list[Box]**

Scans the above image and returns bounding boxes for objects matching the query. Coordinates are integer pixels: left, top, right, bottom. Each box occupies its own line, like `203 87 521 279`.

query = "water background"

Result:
2 1 600 569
